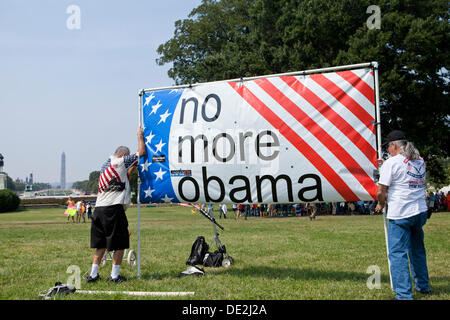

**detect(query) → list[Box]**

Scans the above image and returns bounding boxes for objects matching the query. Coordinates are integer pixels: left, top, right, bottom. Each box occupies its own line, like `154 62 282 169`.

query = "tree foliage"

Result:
72 171 100 194
0 189 20 213
157 0 449 184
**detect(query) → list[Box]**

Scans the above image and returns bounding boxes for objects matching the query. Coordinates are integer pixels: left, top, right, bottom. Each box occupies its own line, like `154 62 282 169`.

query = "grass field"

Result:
0 206 448 300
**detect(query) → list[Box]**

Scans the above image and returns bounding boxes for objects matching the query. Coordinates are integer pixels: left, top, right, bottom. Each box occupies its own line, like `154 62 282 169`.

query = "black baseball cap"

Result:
382 130 407 147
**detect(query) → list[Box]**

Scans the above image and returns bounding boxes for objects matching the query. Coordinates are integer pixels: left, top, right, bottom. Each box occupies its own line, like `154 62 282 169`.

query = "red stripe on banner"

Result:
229 81 359 201
255 78 377 199
281 76 377 167
309 74 375 133
336 70 375 105
109 166 122 183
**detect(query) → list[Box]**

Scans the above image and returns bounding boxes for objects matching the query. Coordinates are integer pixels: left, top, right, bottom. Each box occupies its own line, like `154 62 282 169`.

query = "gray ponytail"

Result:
395 140 421 160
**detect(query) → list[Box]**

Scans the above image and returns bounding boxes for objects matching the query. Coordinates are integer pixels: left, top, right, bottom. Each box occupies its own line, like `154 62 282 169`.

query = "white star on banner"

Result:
169 89 179 94
161 194 173 203
154 167 167 181
155 139 166 153
143 186 154 198
144 93 155 106
140 159 150 172
150 100 162 115
145 131 155 145
158 109 172 124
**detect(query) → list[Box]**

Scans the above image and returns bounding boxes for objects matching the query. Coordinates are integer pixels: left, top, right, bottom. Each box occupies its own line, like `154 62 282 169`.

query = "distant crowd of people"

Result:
199 201 380 221
197 194 449 221
64 196 94 223
427 191 449 212
63 191 449 224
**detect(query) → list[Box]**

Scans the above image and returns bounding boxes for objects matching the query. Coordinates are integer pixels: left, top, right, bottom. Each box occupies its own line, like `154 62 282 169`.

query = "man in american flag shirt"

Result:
86 127 146 283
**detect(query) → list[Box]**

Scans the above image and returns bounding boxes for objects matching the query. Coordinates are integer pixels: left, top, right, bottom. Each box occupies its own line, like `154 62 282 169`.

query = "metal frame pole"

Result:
373 61 393 289
137 90 144 278
142 62 375 94
139 61 389 285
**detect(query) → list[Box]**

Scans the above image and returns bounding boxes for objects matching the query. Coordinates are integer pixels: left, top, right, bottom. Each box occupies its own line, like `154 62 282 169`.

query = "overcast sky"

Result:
0 0 201 184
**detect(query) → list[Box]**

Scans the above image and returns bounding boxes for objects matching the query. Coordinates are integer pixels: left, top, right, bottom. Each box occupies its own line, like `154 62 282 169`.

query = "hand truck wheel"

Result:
127 249 137 267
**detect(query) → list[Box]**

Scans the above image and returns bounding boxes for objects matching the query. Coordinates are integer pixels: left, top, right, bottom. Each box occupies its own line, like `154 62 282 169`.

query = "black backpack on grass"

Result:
203 250 224 267
186 236 209 266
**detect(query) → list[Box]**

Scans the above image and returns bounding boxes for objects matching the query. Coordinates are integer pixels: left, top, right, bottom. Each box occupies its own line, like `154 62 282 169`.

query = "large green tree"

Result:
157 0 449 183
157 0 255 83
72 170 100 194
335 0 449 182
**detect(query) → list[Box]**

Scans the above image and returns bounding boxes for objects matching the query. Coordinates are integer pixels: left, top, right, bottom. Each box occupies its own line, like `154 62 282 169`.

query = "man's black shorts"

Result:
90 204 129 251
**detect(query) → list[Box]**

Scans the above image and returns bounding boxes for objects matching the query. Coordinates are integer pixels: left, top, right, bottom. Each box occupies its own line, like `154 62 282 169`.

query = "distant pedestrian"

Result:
76 200 82 223
65 197 76 223
349 202 356 215
86 202 93 220
80 200 86 223
219 203 227 219
237 204 244 220
427 192 434 212
446 192 450 211
309 203 317 220
207 203 213 215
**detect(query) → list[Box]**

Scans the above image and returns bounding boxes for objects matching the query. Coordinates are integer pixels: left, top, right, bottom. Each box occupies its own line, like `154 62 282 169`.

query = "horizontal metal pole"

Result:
142 62 376 93
76 290 195 296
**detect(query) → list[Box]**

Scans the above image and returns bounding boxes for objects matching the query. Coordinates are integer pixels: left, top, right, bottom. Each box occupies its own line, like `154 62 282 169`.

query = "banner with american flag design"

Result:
138 66 378 204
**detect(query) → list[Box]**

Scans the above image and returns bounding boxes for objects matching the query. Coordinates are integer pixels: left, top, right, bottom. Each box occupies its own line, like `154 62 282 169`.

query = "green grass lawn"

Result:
0 206 448 300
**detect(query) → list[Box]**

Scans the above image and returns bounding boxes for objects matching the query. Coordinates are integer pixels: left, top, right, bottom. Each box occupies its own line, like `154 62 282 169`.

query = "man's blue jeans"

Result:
388 211 430 299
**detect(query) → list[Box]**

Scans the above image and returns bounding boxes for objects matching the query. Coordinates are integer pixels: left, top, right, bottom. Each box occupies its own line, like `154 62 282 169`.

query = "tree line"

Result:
72 171 101 194
4 175 51 192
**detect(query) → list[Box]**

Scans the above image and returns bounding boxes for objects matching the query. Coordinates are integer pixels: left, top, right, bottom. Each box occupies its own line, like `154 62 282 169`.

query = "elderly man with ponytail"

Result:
376 130 431 300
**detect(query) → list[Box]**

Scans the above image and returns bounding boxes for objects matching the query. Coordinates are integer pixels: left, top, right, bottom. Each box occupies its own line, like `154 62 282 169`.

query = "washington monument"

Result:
60 152 66 189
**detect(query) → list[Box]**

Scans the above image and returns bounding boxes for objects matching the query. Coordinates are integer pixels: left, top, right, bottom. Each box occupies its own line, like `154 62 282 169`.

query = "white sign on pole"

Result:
138 64 379 204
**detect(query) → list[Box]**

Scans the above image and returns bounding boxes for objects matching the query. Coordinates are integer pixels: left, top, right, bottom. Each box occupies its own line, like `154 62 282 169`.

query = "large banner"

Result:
138 67 378 204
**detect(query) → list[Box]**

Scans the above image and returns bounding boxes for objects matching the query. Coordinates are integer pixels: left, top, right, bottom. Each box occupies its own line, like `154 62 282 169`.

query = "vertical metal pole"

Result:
137 90 143 278
373 61 393 289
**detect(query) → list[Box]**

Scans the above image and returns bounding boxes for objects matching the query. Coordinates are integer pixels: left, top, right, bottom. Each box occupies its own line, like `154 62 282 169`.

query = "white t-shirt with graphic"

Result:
378 154 427 220
95 153 138 208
